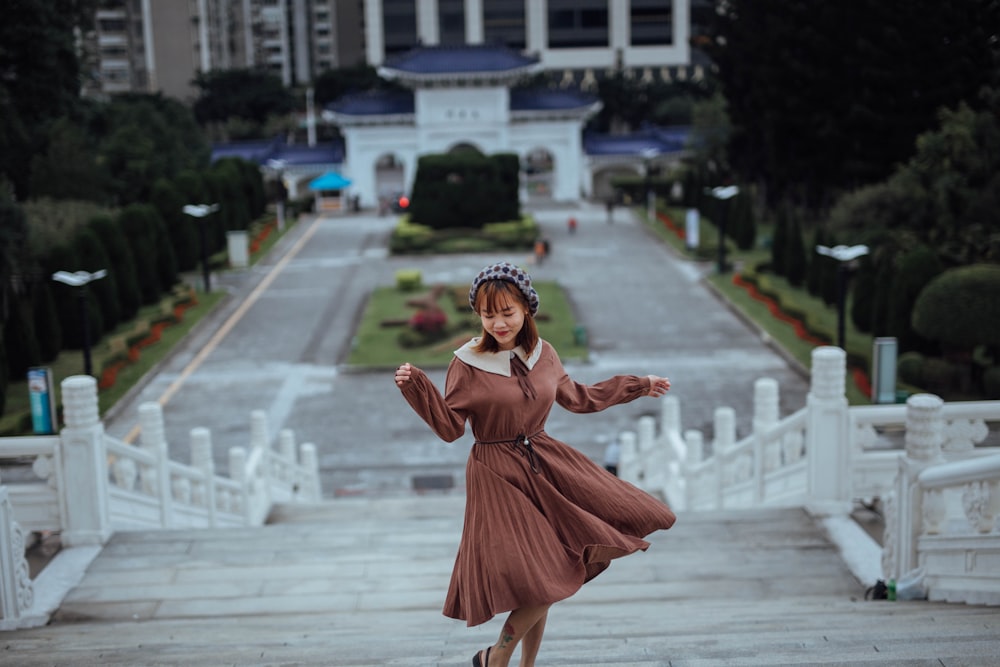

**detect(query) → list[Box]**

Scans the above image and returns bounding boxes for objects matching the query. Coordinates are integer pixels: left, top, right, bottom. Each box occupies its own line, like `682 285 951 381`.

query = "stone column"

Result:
753 378 779 503
805 346 850 514
58 376 112 546
190 427 216 527
713 406 735 509
139 402 172 527
885 393 945 581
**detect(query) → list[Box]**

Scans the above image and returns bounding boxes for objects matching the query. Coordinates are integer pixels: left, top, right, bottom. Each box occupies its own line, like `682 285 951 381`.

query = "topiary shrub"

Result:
395 269 423 291
912 264 1000 352
897 351 925 387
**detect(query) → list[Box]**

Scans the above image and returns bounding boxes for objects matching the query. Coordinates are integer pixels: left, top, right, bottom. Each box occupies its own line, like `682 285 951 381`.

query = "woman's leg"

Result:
480 604 550 667
518 609 547 667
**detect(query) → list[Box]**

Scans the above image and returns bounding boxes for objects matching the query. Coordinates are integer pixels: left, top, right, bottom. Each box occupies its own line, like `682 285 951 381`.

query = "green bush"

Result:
897 351 925 386
912 264 1000 349
408 152 519 229
395 269 423 291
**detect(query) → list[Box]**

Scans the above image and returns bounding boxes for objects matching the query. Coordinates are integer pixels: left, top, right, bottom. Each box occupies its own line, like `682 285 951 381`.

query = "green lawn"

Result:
347 280 587 369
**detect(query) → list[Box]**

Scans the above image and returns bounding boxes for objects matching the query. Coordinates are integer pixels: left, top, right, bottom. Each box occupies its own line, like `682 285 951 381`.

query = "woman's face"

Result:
479 293 526 351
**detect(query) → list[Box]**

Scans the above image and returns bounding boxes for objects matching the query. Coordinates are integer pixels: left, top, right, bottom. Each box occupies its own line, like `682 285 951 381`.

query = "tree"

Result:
885 244 943 352
709 0 999 208
29 118 109 202
94 94 211 204
193 69 297 129
784 211 807 287
0 0 95 199
89 215 141 319
313 64 392 106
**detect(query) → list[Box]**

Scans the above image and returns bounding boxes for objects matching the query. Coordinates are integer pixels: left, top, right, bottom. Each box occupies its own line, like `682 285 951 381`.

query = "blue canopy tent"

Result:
309 172 353 212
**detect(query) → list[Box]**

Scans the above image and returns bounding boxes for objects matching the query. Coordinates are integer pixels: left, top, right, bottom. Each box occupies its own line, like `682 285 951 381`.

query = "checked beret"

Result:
468 261 539 316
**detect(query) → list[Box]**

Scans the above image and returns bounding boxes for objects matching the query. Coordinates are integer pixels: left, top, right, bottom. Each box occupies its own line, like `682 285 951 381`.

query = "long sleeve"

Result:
555 373 651 413
398 361 469 442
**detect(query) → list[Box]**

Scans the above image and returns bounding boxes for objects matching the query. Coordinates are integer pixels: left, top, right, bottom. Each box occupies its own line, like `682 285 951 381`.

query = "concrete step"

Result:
4 496 999 666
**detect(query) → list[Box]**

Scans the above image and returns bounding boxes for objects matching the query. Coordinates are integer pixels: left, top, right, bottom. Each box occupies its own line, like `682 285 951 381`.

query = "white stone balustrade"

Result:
0 375 323 629
618 346 1000 605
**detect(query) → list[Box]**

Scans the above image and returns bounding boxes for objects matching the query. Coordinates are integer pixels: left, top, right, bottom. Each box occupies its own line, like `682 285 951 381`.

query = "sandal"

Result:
472 646 491 667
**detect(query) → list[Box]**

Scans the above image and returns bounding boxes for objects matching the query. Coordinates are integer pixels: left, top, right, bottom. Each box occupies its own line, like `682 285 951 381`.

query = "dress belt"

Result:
475 429 545 474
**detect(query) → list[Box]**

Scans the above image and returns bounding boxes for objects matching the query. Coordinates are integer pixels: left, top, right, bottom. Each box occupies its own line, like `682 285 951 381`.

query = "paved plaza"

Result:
103 202 810 497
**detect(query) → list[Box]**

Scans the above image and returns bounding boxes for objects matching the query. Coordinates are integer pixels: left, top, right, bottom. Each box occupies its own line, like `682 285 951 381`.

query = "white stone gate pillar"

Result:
883 393 944 581
58 376 112 546
805 347 850 514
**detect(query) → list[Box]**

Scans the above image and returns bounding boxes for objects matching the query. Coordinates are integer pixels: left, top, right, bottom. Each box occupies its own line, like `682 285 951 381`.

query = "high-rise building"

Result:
85 0 365 102
85 1 693 102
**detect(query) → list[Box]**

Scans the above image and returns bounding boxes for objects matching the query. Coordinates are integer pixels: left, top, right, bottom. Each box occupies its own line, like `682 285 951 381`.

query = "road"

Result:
103 202 810 497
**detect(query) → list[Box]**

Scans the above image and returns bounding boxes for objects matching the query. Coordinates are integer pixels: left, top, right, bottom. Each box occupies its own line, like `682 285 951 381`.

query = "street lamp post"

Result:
640 148 660 221
182 203 220 293
705 185 740 274
815 244 870 350
52 270 107 377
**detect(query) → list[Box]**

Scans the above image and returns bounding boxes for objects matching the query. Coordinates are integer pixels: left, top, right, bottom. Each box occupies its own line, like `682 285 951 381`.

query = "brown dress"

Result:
399 338 676 627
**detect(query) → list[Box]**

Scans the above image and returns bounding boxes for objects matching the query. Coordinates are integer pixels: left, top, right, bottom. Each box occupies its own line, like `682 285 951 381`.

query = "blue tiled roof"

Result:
326 90 415 116
510 89 600 111
583 126 692 157
382 44 539 75
210 137 344 167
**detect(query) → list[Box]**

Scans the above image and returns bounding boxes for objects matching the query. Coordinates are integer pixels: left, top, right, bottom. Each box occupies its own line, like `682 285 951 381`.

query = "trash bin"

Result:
573 325 588 346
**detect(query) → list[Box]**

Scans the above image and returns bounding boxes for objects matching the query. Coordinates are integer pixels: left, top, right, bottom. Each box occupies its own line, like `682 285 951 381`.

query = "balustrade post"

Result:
139 402 172 527
300 443 321 500
805 347 850 514
885 394 945 582
713 407 735 509
249 411 273 511
637 416 656 453
229 447 250 524
753 378 779 503
190 427 217 526
58 376 111 546
619 431 639 485
684 430 703 510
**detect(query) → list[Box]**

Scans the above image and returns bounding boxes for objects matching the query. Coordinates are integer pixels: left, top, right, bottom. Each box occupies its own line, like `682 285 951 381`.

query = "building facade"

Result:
86 0 364 101
366 0 691 87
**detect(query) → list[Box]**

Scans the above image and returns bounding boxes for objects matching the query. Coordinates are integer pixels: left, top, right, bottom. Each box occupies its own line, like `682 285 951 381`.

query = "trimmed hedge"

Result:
912 264 1000 348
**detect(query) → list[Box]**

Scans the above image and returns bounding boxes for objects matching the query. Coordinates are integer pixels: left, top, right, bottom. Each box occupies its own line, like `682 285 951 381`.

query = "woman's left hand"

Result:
646 375 671 397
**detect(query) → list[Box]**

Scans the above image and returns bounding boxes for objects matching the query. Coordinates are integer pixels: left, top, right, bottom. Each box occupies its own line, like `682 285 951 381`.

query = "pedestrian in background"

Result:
394 261 676 667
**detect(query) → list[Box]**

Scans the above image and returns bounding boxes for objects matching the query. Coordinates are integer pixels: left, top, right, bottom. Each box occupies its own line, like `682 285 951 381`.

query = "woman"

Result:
394 261 676 667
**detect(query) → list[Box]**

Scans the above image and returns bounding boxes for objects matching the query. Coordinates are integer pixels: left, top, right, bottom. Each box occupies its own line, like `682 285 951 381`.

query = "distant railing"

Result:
619 346 1000 607
0 375 322 630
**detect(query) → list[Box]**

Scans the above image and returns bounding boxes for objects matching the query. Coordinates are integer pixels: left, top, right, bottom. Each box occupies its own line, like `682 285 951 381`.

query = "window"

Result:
631 0 673 46
483 0 525 49
547 0 608 48
383 0 417 56
438 0 465 45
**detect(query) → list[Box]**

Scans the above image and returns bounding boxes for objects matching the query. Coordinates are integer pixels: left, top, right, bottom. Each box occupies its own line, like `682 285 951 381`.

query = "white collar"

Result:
454 338 542 376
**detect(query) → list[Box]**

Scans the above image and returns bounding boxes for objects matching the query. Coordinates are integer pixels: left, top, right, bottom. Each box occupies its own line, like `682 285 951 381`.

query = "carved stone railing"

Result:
619 346 1000 605
0 374 323 629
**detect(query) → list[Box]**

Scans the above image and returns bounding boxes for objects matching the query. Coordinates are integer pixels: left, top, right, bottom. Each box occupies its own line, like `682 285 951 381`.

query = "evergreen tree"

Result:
90 215 141 321
74 226 120 331
32 282 61 363
784 211 806 287
770 204 788 275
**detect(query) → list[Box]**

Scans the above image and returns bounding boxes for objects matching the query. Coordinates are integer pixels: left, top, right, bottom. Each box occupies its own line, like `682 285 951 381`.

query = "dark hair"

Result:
472 279 539 354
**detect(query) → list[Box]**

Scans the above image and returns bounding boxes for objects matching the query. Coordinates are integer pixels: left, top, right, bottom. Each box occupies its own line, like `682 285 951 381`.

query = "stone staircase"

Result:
5 496 999 666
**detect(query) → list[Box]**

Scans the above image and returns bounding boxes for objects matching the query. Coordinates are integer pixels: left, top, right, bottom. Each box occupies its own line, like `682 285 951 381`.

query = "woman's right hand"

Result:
394 363 413 387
